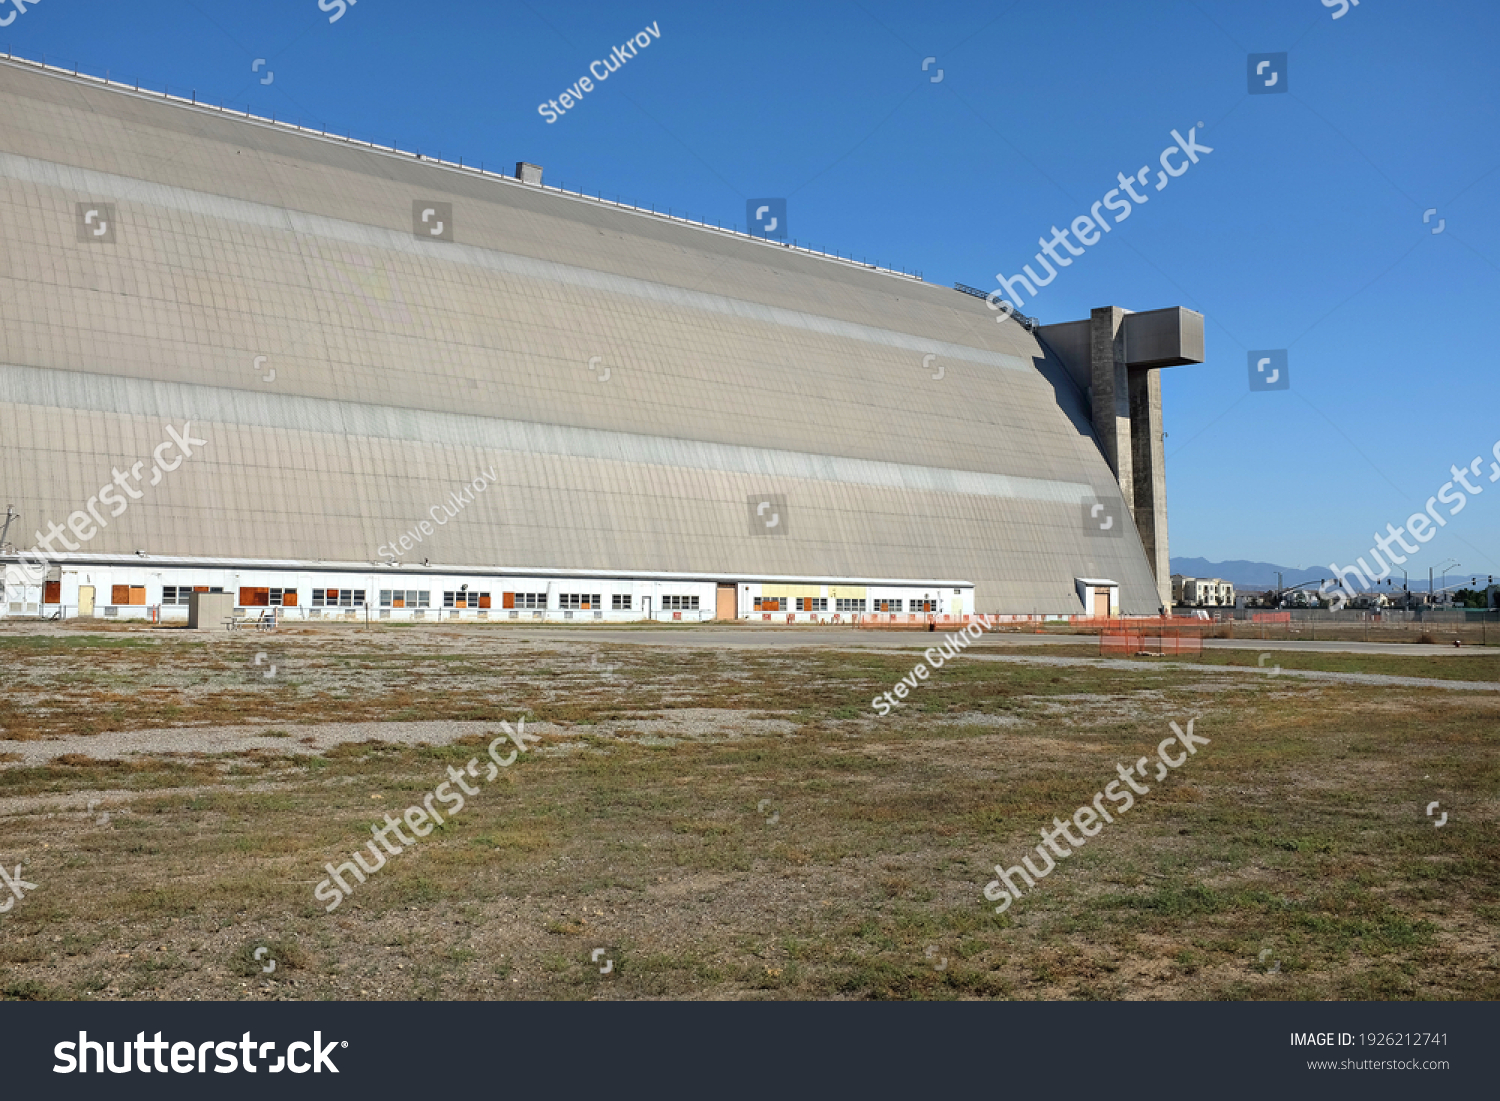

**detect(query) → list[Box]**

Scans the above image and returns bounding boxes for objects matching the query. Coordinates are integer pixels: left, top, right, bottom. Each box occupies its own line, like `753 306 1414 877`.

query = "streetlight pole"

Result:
1441 560 1460 605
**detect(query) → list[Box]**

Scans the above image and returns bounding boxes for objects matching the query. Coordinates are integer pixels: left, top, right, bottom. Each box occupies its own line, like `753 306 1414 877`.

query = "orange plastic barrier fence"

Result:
1100 632 1204 657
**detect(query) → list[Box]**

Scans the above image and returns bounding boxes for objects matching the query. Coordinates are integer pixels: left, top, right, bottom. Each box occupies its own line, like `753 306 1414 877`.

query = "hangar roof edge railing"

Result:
0 49 927 286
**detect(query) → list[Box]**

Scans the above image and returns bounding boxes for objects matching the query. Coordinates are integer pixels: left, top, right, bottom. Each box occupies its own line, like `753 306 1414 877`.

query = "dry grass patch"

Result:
0 628 1495 1000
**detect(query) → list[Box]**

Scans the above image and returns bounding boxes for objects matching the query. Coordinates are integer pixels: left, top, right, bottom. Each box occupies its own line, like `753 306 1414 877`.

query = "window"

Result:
443 591 490 609
835 598 865 613
239 587 299 607
796 597 827 612
873 598 903 612
504 592 546 609
753 596 787 612
109 585 146 606
560 593 602 610
661 595 699 610
162 586 191 606
611 594 632 610
380 590 430 608
313 589 366 607
911 599 935 613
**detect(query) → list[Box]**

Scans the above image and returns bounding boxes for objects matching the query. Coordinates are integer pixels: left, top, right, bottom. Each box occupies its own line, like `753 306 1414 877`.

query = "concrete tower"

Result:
1038 307 1205 609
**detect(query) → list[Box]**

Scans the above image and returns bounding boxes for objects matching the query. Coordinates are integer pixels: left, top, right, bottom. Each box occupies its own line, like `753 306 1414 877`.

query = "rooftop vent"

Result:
515 162 543 185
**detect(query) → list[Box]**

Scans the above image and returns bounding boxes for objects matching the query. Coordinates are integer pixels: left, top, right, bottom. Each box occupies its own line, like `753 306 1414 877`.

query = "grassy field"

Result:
0 623 1496 1000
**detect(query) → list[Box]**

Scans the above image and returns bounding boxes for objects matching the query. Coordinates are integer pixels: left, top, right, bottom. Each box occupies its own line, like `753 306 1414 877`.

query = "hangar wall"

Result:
0 57 1165 615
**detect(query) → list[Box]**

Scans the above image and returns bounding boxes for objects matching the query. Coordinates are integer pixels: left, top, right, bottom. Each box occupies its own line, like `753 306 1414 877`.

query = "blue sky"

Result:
6 0 1498 582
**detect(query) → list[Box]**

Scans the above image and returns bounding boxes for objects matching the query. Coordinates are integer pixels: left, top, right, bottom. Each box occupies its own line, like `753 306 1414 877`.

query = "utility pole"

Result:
1438 560 1460 606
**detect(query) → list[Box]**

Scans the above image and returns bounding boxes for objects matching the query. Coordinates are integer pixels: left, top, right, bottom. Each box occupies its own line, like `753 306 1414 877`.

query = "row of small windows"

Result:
240 588 298 607
31 586 945 617
752 597 921 613
162 585 222 605
380 590 430 608
314 589 366 607
444 591 489 608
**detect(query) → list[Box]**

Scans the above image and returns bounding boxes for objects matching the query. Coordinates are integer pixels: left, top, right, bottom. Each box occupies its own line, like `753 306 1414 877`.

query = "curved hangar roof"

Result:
0 58 1160 613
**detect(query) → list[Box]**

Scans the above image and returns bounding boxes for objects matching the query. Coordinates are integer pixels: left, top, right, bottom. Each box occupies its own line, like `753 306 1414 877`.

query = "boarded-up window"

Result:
239 587 270 607
43 580 60 603
130 586 146 605
280 589 299 607
502 592 516 609
112 585 131 605
442 591 490 608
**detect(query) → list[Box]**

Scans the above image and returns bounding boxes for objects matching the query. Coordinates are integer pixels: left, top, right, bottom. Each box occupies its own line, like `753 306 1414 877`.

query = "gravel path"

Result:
0 711 797 769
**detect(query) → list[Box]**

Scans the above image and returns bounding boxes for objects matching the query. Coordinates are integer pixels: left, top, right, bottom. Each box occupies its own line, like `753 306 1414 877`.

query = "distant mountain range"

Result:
1169 558 1328 590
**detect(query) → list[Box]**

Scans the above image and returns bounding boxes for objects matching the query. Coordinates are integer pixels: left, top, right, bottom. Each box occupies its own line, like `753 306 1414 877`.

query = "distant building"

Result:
1171 574 1234 607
